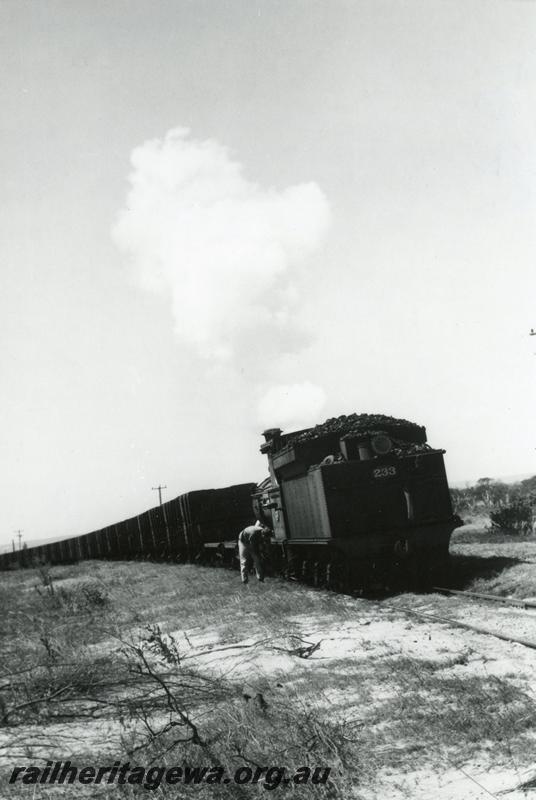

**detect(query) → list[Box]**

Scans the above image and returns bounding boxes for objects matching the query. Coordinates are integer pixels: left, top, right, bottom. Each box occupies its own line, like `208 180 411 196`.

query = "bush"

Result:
55 579 110 612
489 501 534 535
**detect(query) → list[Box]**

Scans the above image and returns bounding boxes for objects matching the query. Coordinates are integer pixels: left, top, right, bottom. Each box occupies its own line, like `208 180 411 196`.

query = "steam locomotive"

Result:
0 413 461 589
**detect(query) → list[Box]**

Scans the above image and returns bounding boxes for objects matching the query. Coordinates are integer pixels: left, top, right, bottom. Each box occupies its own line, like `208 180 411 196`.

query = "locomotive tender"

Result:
253 413 461 588
0 413 460 588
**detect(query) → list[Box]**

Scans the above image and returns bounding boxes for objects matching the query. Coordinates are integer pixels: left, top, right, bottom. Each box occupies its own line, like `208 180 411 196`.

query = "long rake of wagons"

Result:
0 413 462 591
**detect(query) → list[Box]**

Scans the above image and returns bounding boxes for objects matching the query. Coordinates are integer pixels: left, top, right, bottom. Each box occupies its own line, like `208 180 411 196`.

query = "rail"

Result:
389 603 536 651
432 586 536 609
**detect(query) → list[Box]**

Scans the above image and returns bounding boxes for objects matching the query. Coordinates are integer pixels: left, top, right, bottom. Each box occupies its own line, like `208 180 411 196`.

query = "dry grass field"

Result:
2 525 536 799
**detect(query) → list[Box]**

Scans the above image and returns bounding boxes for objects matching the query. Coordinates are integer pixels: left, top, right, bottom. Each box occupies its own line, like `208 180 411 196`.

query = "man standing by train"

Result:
238 520 269 584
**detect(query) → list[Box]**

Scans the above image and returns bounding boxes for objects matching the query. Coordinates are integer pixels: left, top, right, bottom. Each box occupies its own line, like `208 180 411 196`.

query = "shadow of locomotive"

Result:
441 553 525 590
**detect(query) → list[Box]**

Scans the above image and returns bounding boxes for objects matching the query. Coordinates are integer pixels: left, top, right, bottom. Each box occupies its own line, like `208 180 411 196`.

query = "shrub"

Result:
55 579 110 612
490 501 534 535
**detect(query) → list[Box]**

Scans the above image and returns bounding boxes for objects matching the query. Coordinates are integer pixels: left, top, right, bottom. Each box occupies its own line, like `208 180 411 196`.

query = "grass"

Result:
2 556 536 798
462 560 536 598
0 561 358 798
297 646 536 765
362 656 534 759
449 523 536 597
452 525 536 546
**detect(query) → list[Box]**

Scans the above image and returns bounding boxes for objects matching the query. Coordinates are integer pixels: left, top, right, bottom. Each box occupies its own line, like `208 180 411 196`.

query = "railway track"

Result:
208 547 536 652
220 544 536 656
389 602 536 651
432 586 536 609
382 585 536 652
260 552 536 651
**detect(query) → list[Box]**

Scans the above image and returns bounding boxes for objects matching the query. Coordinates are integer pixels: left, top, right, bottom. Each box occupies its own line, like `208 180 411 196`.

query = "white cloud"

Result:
112 127 331 361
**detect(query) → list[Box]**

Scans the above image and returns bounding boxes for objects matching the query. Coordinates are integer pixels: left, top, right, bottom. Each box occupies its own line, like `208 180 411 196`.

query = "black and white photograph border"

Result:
1 1 536 798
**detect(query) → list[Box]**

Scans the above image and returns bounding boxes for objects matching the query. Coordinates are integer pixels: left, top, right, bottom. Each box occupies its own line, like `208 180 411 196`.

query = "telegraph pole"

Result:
152 485 167 506
14 529 23 550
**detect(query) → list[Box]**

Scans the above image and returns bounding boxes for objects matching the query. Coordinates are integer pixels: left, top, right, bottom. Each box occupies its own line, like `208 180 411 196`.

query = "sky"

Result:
1 0 535 550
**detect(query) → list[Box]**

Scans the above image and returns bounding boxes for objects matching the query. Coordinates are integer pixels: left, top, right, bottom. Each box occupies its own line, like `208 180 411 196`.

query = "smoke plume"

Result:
257 382 327 430
113 128 330 361
113 128 331 431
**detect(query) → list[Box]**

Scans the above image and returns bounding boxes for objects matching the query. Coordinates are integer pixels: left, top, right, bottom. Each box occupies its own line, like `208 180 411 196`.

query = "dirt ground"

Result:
2 526 536 799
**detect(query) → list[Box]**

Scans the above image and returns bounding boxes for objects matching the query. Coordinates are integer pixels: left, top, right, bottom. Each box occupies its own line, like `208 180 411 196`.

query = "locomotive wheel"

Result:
284 549 298 581
327 560 351 592
314 561 329 588
326 561 340 591
300 558 313 583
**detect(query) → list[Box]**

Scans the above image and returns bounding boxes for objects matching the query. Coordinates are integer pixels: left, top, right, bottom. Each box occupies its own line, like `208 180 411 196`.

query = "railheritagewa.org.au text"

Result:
9 761 332 791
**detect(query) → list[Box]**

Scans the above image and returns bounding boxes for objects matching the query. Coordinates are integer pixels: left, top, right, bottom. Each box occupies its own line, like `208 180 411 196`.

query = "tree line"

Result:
450 476 536 535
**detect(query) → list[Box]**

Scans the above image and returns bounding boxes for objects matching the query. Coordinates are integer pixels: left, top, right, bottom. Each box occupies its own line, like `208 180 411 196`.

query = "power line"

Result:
14 529 23 550
152 485 167 506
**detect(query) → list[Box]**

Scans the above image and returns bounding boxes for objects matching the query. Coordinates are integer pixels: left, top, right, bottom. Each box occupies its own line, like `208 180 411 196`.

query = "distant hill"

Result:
450 473 534 489
0 533 75 555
